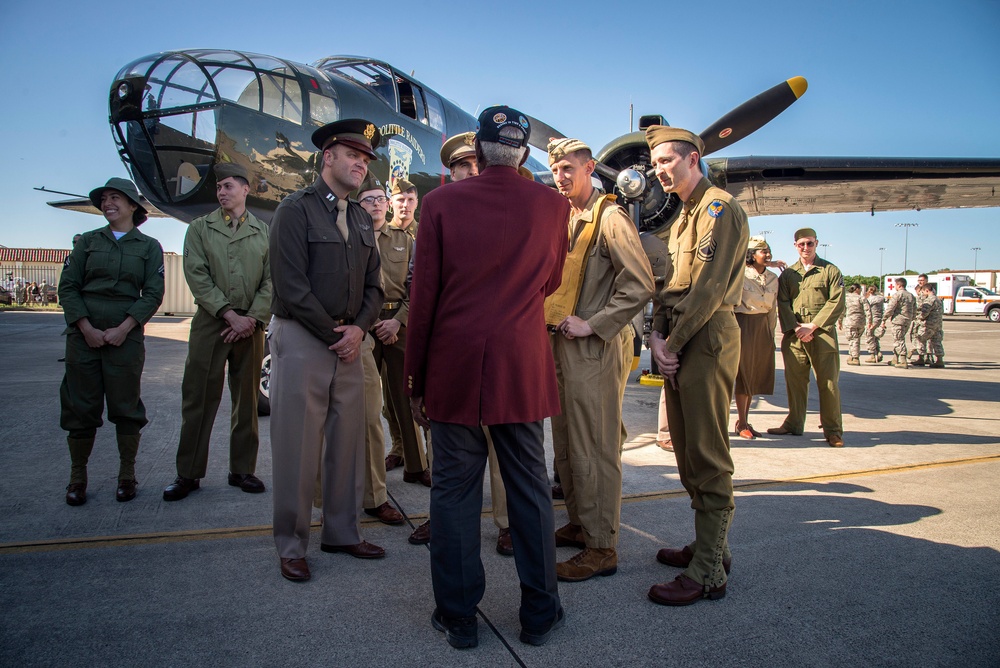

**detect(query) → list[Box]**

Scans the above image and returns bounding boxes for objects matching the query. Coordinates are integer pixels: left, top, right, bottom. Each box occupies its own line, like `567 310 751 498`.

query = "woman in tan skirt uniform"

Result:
734 237 780 439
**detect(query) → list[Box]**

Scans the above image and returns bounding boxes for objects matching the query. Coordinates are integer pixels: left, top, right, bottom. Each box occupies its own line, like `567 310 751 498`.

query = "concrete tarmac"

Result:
1 311 998 667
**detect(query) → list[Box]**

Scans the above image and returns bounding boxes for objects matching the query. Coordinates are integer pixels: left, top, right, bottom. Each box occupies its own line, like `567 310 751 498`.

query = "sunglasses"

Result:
795 240 816 248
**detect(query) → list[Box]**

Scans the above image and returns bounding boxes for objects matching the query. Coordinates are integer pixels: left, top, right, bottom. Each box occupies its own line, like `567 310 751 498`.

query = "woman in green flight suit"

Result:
58 178 164 506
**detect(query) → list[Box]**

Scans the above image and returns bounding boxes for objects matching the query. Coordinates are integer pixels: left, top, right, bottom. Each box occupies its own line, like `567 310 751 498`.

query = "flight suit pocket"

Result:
306 228 346 275
84 250 111 279
107 331 145 366
121 246 148 286
673 248 695 290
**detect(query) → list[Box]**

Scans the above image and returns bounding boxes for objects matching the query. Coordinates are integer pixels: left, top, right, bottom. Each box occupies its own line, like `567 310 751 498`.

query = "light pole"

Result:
878 247 886 279
972 246 981 279
756 229 772 240
895 223 918 273
818 243 829 259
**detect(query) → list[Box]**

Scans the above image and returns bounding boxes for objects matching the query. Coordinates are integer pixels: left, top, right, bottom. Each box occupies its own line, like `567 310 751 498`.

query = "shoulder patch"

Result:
697 231 717 262
707 200 725 218
63 256 72 269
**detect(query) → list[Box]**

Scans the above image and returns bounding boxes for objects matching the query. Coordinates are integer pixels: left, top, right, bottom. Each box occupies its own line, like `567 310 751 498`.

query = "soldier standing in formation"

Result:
838 283 866 366
879 277 917 369
864 284 885 363
545 137 653 583
163 163 271 502
912 283 945 367
768 228 845 447
58 178 164 506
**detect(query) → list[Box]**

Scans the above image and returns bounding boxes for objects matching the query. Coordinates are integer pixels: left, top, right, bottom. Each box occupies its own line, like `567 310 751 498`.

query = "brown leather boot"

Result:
554 522 585 548
556 547 617 582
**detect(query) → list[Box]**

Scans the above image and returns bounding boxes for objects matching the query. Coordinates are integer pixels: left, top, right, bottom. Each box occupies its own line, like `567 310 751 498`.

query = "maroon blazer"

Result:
404 165 570 426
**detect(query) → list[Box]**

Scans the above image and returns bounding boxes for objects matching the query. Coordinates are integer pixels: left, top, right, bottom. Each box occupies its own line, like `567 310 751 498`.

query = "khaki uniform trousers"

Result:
269 317 364 559
779 326 843 436
376 321 428 474
657 386 670 441
663 310 738 588
176 307 263 479
551 326 633 549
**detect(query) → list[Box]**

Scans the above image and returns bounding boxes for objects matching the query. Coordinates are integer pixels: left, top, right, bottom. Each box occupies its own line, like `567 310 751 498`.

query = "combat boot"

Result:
865 355 877 364
66 436 95 506
116 432 141 502
911 355 926 367
929 356 945 369
847 357 860 366
556 547 618 582
895 356 908 369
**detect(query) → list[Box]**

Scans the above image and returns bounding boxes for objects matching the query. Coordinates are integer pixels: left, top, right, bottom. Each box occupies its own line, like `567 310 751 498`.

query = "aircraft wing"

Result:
46 196 169 218
710 157 1000 216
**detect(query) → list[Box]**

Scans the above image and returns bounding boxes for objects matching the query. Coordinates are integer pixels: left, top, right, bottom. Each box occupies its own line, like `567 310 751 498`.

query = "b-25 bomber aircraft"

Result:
47 48 1000 237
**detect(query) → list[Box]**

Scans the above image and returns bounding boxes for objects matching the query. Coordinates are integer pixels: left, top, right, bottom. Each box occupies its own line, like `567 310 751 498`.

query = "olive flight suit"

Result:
654 177 748 589
551 189 654 549
775 257 845 437
176 208 271 480
58 225 165 483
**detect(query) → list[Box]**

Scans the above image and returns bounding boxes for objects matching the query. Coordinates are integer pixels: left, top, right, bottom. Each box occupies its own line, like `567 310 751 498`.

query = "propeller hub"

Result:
616 168 646 199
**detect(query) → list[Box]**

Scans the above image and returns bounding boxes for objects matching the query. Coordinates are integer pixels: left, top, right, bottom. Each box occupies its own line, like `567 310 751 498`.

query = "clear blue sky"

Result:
1 0 998 276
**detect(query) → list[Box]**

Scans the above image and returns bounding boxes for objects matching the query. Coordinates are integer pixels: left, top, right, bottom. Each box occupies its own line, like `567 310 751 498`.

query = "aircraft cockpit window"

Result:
260 72 303 124
396 77 426 123
423 90 446 133
323 62 397 111
148 60 216 110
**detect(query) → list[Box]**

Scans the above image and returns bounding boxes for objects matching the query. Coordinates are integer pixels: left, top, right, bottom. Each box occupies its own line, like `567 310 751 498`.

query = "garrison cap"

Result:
358 172 385 196
794 227 817 241
747 236 770 251
440 132 477 168
88 177 147 215
311 118 381 160
644 125 705 156
214 162 250 183
476 105 530 148
390 178 416 196
546 137 591 165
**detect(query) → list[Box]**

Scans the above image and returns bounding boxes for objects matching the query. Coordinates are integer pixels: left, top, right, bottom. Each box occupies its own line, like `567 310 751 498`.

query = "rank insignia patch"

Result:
697 231 717 262
707 200 725 218
63 256 71 269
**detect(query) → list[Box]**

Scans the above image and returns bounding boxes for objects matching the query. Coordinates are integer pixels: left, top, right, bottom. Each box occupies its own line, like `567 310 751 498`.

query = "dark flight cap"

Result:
794 227 818 241
358 171 385 195
214 162 250 183
476 105 530 149
390 178 416 196
88 177 147 214
644 125 706 156
440 132 477 168
311 118 381 160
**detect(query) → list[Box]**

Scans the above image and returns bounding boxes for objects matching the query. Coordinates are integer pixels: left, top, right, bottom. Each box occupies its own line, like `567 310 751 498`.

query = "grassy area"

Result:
0 304 63 312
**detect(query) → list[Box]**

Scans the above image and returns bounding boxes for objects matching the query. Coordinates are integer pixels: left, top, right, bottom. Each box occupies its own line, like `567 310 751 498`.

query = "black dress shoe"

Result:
431 608 478 649
403 469 431 487
280 557 310 582
116 479 138 503
320 540 386 559
65 482 87 506
228 472 266 493
163 476 200 501
520 607 565 646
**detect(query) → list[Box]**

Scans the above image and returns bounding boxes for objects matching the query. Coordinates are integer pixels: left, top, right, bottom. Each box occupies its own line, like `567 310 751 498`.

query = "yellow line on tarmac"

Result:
2 455 997 555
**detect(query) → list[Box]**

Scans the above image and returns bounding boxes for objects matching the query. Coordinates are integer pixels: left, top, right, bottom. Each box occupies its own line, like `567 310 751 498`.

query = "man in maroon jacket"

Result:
405 106 569 649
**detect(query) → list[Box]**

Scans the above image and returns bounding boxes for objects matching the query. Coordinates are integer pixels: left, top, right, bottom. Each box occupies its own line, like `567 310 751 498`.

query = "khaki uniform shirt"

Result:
374 225 413 326
183 208 271 323
391 220 418 239
654 178 749 352
269 176 383 346
59 225 165 331
736 265 778 315
777 258 845 334
571 190 654 340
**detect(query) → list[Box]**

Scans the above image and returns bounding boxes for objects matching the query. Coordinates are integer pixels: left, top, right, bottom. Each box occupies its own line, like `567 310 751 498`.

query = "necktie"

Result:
335 199 350 242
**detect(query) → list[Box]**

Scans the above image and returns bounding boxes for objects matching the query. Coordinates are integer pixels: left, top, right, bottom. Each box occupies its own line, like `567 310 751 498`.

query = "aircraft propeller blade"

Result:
699 76 808 156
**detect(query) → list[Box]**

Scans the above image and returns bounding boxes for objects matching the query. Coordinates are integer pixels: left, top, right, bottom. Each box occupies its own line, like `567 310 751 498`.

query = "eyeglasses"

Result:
795 241 816 248
359 195 388 205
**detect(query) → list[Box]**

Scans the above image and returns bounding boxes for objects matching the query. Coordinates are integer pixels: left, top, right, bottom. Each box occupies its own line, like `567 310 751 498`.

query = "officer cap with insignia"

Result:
358 171 385 196
644 125 706 156
546 137 591 165
391 178 416 196
440 132 477 168
88 177 148 225
311 118 381 160
794 227 818 241
214 162 250 185
476 105 530 148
